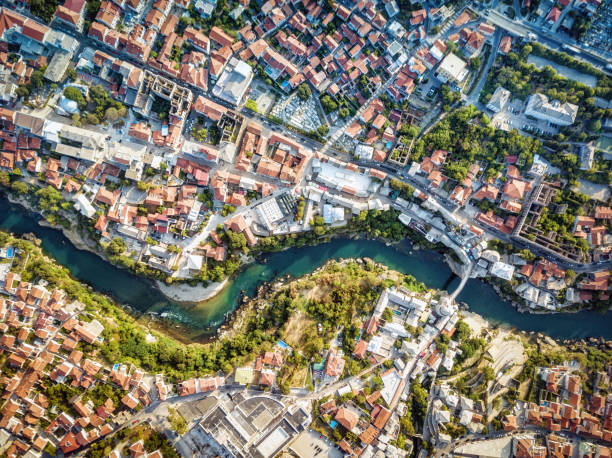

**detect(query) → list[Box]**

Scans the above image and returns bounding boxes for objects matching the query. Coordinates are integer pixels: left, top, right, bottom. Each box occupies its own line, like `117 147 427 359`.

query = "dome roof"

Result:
59 96 79 114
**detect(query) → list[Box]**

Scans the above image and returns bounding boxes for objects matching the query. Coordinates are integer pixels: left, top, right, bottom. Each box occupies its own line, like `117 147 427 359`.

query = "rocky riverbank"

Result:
155 278 229 303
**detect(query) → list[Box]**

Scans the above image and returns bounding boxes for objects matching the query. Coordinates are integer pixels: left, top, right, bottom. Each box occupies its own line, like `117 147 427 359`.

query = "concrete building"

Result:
435 53 468 83
198 394 310 458
524 93 578 126
212 58 254 106
486 86 510 113
256 198 285 231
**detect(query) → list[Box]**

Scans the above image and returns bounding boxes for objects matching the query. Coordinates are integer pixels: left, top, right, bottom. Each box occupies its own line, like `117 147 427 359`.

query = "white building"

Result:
486 86 510 113
436 53 468 84
212 58 254 106
387 21 406 39
490 261 515 281
256 198 285 231
354 143 374 161
322 204 344 224
524 93 578 126
73 193 96 218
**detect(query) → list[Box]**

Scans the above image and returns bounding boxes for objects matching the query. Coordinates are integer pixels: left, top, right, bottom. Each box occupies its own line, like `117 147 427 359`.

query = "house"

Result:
464 31 485 57
324 350 345 380
499 36 512 54
335 407 359 432
546 7 561 26
54 0 86 31
263 351 283 367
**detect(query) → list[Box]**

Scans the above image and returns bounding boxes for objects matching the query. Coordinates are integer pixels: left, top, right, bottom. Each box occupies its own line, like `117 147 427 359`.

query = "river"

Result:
1 197 611 341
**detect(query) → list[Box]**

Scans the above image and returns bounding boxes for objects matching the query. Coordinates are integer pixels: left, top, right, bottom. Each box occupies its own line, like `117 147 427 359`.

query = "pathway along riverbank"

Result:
1 197 611 340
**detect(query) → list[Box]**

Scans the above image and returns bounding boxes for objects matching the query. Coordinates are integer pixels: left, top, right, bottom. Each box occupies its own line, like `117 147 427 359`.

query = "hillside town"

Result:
0 0 610 454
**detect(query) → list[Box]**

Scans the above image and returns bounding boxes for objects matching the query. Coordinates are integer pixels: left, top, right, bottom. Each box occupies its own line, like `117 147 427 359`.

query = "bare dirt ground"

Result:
283 310 317 350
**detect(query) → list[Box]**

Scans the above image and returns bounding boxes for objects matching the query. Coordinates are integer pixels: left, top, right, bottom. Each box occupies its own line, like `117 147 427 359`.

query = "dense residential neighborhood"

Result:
0 0 610 455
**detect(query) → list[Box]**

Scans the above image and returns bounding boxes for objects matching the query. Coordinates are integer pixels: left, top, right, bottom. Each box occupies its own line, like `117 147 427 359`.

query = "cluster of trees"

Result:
64 85 127 126
296 196 305 221
16 68 46 100
29 0 57 22
455 337 486 365
35 186 69 225
529 42 608 83
411 381 429 426
349 209 410 241
424 105 541 171
319 94 350 119
83 383 125 409
297 83 312 100
0 169 29 194
389 178 415 200
168 407 187 435
191 125 208 142
440 84 461 111
45 383 80 414
536 189 593 254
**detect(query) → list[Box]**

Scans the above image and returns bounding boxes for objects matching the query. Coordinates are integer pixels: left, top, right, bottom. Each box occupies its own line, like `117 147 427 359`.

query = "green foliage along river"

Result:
1 198 611 341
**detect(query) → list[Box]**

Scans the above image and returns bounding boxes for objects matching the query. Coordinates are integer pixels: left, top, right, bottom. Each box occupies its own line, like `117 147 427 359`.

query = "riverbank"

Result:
3 197 612 339
155 278 229 303
4 190 230 305
7 192 92 249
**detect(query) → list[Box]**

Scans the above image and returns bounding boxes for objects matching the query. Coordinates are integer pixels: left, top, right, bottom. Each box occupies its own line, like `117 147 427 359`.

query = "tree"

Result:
11 181 28 194
29 70 44 90
16 85 30 98
297 83 312 101
105 107 120 122
0 171 10 187
245 99 259 112
72 113 81 127
64 87 86 110
65 68 77 81
320 95 338 113
86 113 100 125
565 269 576 284
589 119 601 132
107 237 127 256
382 307 393 321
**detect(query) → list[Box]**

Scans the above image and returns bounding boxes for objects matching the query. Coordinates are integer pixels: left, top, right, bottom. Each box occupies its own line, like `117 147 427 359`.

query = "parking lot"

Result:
287 429 343 458
492 99 558 137
249 79 278 115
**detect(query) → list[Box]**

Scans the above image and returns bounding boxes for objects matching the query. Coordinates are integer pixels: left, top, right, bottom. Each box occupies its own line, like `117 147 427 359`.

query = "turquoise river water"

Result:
1 197 610 341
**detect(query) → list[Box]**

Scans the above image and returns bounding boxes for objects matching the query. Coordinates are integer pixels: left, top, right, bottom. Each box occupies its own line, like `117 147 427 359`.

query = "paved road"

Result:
465 28 502 106
480 9 612 73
